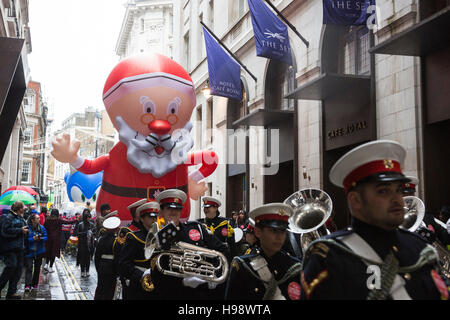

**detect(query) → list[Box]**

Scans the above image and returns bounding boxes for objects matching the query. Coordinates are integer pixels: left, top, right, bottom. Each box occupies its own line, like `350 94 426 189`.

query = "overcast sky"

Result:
28 0 127 131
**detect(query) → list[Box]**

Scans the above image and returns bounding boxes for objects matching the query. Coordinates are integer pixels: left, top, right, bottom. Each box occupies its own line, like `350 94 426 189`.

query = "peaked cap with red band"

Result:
202 196 221 208
402 176 419 192
102 53 195 109
329 140 410 193
155 189 187 209
136 201 160 217
249 203 293 230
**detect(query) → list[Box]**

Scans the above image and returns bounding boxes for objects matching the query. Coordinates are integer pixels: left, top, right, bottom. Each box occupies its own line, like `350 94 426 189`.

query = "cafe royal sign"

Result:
327 120 368 140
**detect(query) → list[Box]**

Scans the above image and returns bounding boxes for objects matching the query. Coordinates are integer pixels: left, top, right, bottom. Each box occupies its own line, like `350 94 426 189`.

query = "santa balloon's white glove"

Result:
182 276 207 288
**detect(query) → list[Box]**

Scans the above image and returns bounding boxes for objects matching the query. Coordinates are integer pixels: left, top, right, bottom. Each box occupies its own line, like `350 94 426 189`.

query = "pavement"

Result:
0 251 98 300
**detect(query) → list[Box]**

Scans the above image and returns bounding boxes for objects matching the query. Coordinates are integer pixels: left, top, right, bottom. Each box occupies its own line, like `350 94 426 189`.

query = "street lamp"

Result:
202 80 211 98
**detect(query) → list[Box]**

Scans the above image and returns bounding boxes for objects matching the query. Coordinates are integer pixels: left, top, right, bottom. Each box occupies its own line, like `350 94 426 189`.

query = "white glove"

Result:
207 282 217 290
141 268 151 279
182 276 207 288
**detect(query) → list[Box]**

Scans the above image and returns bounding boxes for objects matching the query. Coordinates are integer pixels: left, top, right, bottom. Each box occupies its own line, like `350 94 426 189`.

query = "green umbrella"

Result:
0 190 36 205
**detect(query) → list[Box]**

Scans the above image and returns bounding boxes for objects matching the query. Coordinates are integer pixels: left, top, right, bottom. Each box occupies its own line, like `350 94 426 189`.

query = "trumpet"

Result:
144 222 229 284
284 188 333 254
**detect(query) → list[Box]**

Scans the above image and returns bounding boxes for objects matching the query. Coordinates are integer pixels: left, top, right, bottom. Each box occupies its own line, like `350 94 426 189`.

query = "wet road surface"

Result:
0 251 98 300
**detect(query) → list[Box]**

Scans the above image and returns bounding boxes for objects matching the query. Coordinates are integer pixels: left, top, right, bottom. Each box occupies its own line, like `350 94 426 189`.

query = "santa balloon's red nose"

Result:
148 120 171 135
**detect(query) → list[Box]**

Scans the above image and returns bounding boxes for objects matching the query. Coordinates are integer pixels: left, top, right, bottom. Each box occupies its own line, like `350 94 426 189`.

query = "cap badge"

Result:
278 208 286 216
174 198 180 203
384 160 394 170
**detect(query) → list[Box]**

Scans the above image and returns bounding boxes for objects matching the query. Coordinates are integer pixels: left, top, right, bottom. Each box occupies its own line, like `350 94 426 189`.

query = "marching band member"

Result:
143 189 229 300
225 203 302 300
113 198 146 299
197 196 236 257
117 201 160 300
94 216 121 300
300 140 449 300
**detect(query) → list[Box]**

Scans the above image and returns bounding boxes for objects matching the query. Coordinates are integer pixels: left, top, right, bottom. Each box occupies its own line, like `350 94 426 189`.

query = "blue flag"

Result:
203 27 242 101
323 0 376 25
248 0 293 66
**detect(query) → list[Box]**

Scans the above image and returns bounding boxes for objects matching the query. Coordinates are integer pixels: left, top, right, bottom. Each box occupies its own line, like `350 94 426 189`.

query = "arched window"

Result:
338 26 370 75
265 59 297 111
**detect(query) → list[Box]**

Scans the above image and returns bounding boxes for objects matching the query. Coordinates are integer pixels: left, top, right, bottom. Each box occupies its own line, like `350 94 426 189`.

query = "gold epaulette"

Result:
309 242 330 259
116 227 132 245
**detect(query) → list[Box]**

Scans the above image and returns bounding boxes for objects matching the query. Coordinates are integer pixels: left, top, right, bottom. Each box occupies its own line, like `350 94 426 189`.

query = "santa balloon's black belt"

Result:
101 180 188 199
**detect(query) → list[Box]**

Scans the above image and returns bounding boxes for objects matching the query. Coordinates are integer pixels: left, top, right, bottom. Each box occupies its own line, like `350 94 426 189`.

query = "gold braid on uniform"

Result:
234 256 302 300
116 227 131 245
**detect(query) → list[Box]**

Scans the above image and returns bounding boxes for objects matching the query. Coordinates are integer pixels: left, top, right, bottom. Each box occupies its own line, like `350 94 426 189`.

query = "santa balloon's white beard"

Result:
115 116 194 177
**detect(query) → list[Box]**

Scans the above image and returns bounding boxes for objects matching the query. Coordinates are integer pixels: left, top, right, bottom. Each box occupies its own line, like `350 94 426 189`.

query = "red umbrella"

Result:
3 186 38 196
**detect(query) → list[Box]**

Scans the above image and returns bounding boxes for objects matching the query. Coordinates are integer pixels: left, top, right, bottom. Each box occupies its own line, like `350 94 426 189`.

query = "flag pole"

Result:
201 21 258 83
263 0 309 48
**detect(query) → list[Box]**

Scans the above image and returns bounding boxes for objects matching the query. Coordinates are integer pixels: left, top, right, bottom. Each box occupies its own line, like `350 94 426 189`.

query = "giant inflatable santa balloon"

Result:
51 54 218 224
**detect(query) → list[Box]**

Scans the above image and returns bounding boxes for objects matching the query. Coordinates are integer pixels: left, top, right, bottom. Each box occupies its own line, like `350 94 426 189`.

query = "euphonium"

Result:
401 196 450 278
399 196 425 232
143 222 229 284
283 188 333 254
156 241 229 284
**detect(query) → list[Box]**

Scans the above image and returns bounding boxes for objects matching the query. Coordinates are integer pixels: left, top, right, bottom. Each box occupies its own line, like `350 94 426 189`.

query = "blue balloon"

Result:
64 171 103 205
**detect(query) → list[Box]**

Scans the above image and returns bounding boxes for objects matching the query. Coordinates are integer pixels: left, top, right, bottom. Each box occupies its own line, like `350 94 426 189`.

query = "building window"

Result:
24 127 32 145
169 13 174 35
199 12 204 60
21 162 31 184
265 60 297 111
196 105 202 148
338 26 370 76
208 0 214 30
229 0 246 24
420 0 450 20
24 91 35 113
184 32 190 71
207 99 213 145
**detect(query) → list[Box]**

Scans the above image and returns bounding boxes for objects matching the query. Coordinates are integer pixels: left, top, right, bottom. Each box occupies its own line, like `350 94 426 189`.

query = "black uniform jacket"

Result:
300 218 449 300
94 231 117 275
198 216 233 243
118 228 153 299
113 221 142 270
198 216 237 258
149 221 230 300
225 247 302 300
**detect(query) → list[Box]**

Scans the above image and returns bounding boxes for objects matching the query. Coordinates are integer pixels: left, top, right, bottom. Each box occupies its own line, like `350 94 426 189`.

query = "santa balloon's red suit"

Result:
51 54 218 224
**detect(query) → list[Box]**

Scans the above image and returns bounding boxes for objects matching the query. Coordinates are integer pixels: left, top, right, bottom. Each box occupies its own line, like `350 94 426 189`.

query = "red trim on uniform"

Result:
255 214 289 223
140 209 160 216
159 197 183 205
343 160 402 192
204 201 219 206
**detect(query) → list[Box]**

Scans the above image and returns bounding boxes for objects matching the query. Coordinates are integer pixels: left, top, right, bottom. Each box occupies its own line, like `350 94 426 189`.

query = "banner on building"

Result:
322 0 376 25
203 27 242 101
248 0 293 66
